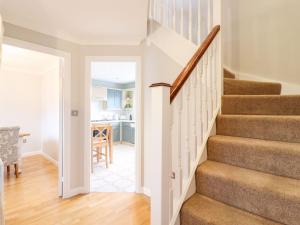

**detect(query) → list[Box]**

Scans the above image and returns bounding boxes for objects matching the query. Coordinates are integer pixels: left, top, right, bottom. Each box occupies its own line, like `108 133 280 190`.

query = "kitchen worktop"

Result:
91 120 135 123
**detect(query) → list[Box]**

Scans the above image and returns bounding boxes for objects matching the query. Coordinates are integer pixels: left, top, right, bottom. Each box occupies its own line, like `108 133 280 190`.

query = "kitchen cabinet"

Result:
107 89 122 109
111 122 120 142
122 122 135 144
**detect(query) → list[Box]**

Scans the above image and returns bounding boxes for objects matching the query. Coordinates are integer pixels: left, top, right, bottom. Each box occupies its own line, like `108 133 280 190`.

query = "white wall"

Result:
0 68 42 154
222 0 300 86
41 65 60 161
2 22 184 194
0 63 60 160
142 43 181 190
3 22 83 190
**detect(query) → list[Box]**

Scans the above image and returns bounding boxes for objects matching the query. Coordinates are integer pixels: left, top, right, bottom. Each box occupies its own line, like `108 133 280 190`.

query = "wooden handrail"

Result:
170 25 220 103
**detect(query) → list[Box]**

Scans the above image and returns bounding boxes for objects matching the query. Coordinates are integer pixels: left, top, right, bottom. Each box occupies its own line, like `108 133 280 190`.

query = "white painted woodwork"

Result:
0 14 3 65
150 36 221 225
150 86 172 225
150 1 222 224
150 0 217 45
1 18 7 224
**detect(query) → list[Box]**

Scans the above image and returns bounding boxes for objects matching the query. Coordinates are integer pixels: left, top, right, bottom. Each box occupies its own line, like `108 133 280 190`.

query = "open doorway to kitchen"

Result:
85 57 142 193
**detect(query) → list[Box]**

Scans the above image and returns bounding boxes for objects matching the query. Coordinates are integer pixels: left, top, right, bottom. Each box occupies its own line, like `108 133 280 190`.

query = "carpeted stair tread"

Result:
196 161 300 225
208 135 300 179
222 95 300 115
224 69 236 79
224 79 282 95
217 115 300 143
181 194 282 225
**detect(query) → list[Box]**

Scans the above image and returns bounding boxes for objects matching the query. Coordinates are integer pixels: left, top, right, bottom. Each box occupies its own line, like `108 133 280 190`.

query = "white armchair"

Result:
0 127 20 178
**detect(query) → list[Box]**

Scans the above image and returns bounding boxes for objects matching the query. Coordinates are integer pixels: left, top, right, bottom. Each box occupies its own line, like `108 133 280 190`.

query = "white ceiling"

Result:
0 0 148 45
1 44 60 75
91 61 136 84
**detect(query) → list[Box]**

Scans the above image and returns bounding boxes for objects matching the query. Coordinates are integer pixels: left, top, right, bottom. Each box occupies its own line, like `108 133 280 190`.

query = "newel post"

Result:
150 83 172 225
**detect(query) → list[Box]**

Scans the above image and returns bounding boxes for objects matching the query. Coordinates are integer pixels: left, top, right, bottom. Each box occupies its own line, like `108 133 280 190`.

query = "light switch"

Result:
71 110 79 117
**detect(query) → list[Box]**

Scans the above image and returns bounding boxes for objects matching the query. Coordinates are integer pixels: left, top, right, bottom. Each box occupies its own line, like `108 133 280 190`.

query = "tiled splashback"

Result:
91 101 134 121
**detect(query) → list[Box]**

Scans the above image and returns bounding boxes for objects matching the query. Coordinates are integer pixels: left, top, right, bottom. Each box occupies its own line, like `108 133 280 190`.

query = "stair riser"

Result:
208 137 300 179
181 194 281 225
224 69 236 79
181 214 211 225
217 116 300 143
196 170 300 225
222 96 300 115
224 79 281 95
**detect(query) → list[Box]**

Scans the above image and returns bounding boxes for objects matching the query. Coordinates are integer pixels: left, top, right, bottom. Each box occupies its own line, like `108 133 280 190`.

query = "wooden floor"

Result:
4 155 150 225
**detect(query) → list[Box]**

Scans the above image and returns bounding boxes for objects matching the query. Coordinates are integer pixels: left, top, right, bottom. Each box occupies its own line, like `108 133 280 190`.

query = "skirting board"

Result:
224 66 300 95
22 151 42 158
41 152 58 166
63 187 86 199
143 187 151 197
22 151 58 166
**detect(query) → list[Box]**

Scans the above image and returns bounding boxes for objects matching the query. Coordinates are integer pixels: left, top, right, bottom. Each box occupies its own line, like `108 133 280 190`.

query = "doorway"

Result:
84 57 142 193
2 37 71 198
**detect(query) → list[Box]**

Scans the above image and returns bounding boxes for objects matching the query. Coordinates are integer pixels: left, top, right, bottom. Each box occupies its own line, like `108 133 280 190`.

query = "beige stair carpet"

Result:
222 95 300 115
196 161 300 225
208 135 300 180
224 78 282 95
224 69 236 79
181 194 281 225
181 75 300 225
217 115 300 143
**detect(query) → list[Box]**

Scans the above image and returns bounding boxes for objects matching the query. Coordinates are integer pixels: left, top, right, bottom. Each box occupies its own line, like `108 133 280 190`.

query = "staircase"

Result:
181 72 300 225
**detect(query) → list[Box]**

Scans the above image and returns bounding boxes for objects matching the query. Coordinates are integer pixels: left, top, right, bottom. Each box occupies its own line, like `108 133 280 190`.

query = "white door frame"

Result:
3 37 72 198
84 56 143 193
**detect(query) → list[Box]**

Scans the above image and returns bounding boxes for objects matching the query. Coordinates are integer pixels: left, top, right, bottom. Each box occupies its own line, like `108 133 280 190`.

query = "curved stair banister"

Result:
150 25 222 225
170 25 221 103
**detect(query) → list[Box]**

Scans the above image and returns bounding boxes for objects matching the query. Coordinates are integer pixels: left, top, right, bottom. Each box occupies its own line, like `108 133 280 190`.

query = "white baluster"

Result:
187 76 194 163
197 0 201 44
149 0 153 19
208 0 212 30
171 95 182 201
203 53 209 133
181 82 190 180
213 40 217 111
173 0 176 30
180 0 184 36
191 72 198 161
164 0 169 27
189 0 192 42
209 46 214 119
160 0 164 24
216 34 222 107
196 62 203 150
177 92 183 197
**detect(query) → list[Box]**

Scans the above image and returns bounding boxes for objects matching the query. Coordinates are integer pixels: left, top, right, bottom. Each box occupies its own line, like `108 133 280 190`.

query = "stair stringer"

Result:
171 112 219 225
147 20 197 67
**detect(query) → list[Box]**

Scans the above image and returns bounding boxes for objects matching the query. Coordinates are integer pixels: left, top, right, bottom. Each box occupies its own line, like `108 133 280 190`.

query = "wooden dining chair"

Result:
91 125 110 172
